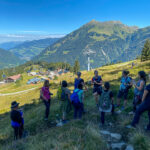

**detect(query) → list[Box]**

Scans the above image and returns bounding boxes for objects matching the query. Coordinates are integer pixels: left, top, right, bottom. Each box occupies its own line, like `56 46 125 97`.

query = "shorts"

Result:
93 87 102 95
117 90 128 100
60 100 68 113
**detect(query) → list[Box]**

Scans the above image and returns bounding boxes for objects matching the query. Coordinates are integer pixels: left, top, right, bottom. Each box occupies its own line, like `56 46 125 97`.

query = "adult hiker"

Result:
71 83 84 119
128 74 150 130
117 70 132 110
40 80 53 121
59 80 71 123
133 71 146 111
99 82 114 126
10 101 24 140
92 70 103 107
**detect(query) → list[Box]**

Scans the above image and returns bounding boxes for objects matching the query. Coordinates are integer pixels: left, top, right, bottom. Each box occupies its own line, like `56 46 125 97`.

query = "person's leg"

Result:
79 103 83 119
131 103 146 127
100 112 105 124
117 91 122 106
111 104 114 115
19 124 24 139
146 110 150 130
44 100 50 119
62 112 66 121
74 104 78 119
124 90 128 108
133 96 137 112
14 127 19 140
93 88 99 106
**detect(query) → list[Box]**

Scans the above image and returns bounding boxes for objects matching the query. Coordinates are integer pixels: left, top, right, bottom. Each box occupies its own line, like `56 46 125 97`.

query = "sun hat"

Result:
11 101 19 108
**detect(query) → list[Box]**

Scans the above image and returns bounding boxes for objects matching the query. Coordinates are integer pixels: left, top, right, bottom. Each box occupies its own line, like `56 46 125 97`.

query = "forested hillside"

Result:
9 38 60 61
0 48 22 69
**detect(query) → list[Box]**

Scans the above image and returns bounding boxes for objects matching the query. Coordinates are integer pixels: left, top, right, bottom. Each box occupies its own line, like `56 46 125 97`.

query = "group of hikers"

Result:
10 69 150 140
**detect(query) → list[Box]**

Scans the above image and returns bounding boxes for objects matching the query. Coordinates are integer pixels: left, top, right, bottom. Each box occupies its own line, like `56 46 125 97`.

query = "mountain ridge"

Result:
9 37 60 61
0 48 22 69
34 20 150 69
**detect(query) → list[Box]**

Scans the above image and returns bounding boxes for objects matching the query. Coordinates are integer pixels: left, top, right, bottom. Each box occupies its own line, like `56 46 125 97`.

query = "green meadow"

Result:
0 59 150 150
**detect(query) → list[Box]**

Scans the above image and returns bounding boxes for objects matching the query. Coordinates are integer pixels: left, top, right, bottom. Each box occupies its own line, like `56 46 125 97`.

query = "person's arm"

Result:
110 92 114 104
91 78 94 85
81 80 88 91
135 81 144 91
95 80 103 86
142 89 149 102
67 89 71 102
99 80 103 86
16 111 23 124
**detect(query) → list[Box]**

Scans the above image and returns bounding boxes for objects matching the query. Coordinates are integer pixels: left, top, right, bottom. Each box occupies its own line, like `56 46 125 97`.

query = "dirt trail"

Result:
0 87 38 96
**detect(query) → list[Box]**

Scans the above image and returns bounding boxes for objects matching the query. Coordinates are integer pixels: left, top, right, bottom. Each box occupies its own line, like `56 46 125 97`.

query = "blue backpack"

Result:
70 90 80 104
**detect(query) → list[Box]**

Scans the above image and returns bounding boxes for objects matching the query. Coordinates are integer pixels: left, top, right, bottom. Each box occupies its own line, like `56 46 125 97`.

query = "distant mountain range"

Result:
0 41 23 50
34 20 150 69
0 38 60 69
0 48 22 69
8 38 60 61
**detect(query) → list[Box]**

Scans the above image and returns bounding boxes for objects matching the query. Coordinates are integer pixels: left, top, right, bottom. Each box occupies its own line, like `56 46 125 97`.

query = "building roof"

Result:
7 74 21 80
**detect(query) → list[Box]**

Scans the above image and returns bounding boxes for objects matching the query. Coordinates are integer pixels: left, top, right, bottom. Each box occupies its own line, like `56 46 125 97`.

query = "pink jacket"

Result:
42 87 51 100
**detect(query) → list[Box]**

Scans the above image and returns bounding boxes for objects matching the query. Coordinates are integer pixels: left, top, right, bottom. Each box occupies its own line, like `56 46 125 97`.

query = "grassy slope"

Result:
0 59 150 150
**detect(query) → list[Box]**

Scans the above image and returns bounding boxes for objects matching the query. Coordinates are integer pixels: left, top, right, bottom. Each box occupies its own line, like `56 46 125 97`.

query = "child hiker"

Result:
74 72 87 113
117 70 132 110
10 101 24 140
99 82 114 126
71 83 84 119
40 80 53 121
59 80 71 123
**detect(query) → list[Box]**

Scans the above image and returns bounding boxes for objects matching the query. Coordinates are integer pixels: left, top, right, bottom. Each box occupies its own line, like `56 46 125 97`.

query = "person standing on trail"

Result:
60 80 71 123
133 71 146 111
117 70 132 110
40 80 53 121
74 72 87 113
10 101 24 140
128 74 150 130
92 70 103 108
71 83 84 119
99 82 114 126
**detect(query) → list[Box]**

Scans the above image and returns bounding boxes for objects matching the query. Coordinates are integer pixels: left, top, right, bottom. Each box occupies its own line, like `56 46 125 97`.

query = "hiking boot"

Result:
56 121 63 127
121 106 125 111
44 118 48 121
144 126 150 131
126 125 136 129
99 123 105 128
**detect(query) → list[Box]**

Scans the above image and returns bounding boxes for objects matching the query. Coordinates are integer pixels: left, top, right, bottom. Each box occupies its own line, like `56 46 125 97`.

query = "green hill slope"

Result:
34 20 150 69
0 48 22 69
9 38 60 61
0 60 150 150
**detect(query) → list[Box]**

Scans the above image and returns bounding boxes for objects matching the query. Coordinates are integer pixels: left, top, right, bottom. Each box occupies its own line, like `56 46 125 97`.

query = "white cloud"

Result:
0 34 65 43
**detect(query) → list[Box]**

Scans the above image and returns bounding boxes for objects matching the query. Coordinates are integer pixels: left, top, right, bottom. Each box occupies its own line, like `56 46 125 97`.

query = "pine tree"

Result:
141 39 150 62
73 60 80 74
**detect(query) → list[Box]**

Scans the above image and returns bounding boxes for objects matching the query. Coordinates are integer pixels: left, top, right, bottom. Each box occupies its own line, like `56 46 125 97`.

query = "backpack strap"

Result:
75 89 81 93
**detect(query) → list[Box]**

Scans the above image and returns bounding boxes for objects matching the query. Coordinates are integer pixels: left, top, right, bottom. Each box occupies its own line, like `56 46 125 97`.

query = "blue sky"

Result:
0 0 150 35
